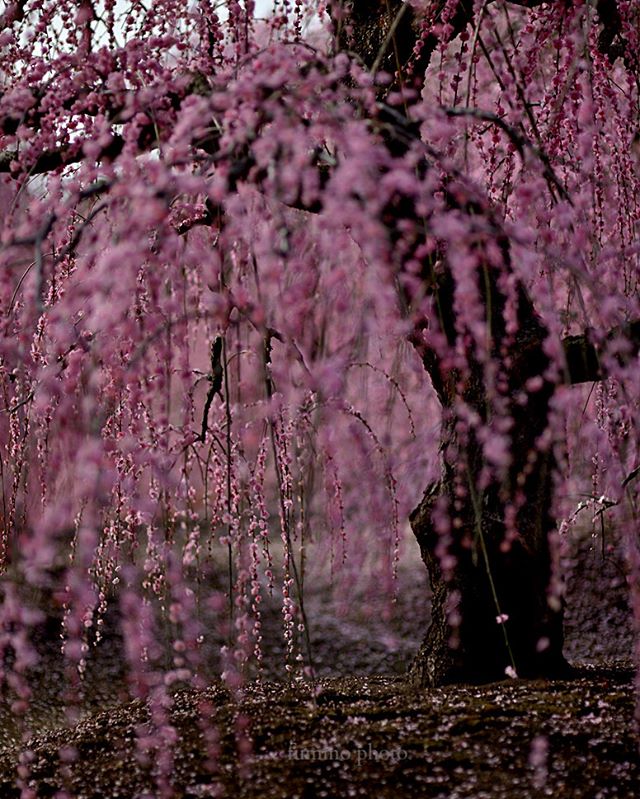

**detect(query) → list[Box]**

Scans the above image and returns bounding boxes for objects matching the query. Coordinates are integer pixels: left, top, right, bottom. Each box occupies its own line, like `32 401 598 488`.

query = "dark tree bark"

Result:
406 263 640 688
407 265 572 686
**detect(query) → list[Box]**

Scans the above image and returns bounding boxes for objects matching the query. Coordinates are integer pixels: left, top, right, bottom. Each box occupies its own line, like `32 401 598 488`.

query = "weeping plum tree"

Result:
0 0 639 754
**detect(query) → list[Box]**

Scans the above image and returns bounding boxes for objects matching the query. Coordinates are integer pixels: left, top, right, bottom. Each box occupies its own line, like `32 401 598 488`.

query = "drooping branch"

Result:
1 8 637 399
2 1 633 176
2 93 636 390
0 73 208 175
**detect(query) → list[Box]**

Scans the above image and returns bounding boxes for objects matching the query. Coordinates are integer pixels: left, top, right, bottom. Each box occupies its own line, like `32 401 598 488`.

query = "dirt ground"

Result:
0 665 637 798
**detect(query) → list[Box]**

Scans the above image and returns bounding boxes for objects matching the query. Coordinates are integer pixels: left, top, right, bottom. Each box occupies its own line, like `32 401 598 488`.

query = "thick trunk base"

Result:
408 481 573 688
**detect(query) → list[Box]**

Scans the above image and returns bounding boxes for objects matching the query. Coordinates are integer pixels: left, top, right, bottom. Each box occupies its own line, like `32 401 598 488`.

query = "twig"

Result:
444 106 570 202
198 336 224 443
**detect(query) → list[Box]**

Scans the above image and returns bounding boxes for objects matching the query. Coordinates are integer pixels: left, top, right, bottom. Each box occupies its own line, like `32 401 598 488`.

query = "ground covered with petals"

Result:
0 666 637 798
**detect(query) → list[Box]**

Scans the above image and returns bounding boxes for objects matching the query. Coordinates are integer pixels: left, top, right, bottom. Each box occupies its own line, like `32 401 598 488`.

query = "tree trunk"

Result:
407 272 573 686
408 436 570 687
360 101 580 686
